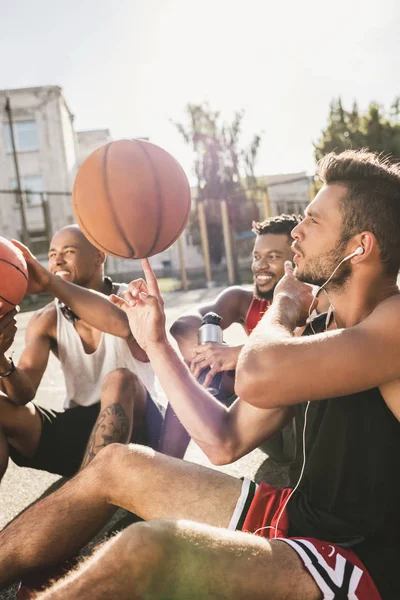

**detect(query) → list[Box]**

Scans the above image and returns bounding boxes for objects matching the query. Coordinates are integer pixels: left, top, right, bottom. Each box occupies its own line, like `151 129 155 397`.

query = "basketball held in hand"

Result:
0 237 29 316
72 139 191 259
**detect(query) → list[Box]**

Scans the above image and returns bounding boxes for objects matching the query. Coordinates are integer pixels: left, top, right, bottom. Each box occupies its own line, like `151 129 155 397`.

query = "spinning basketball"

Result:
0 237 28 315
72 139 191 258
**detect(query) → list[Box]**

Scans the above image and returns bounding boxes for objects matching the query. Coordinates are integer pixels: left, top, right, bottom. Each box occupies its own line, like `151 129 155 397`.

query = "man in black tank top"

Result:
234 150 400 598
1 150 400 600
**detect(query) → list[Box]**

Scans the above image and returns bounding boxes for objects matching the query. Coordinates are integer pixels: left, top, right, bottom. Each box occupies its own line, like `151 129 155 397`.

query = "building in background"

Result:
0 85 311 284
0 86 77 253
259 172 312 216
76 129 111 166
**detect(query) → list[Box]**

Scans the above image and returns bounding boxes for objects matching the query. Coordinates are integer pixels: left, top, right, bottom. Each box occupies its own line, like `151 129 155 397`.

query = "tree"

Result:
314 97 400 163
173 103 263 267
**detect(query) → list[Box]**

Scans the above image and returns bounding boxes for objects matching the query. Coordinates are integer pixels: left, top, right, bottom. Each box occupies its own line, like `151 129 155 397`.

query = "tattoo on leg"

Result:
80 403 130 470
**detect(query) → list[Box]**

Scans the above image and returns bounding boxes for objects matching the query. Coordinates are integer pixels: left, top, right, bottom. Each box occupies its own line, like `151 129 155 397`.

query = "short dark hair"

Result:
318 149 400 276
252 214 301 238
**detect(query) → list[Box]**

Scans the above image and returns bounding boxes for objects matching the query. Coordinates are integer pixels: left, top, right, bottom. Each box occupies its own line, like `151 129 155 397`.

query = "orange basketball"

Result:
0 237 28 316
72 139 191 258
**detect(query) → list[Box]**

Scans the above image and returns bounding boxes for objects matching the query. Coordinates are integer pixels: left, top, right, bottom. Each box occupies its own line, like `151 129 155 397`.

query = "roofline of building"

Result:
77 128 111 135
0 85 75 120
0 84 62 95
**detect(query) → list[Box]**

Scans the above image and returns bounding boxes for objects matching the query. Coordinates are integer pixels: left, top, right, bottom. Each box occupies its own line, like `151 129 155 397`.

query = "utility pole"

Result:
4 94 30 245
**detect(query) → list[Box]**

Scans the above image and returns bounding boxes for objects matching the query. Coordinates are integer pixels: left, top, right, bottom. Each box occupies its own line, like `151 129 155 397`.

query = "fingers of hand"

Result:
203 364 221 388
128 278 148 297
284 260 294 276
0 310 18 329
191 357 211 379
190 350 208 367
141 259 163 302
0 320 17 346
109 294 129 312
11 239 32 258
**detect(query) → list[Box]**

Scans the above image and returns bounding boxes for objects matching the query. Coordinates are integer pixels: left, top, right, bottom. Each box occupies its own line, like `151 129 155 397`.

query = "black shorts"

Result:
10 393 165 477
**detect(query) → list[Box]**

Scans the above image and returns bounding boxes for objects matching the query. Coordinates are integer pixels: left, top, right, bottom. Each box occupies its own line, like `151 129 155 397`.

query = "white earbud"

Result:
343 247 364 261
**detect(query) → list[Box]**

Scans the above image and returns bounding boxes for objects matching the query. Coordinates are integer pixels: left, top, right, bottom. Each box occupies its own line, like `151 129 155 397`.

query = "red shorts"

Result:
229 480 381 600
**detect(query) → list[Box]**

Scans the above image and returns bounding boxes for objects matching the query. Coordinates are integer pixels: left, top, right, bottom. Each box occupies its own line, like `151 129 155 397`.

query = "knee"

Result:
91 441 127 471
103 368 139 391
89 442 155 494
117 520 177 580
101 369 143 407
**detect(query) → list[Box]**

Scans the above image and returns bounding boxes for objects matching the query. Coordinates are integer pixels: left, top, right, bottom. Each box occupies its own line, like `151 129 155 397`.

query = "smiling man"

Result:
170 214 301 461
0 225 166 481
171 214 301 375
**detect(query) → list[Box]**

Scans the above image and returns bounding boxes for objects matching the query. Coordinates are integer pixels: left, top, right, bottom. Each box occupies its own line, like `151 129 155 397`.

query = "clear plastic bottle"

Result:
197 312 224 396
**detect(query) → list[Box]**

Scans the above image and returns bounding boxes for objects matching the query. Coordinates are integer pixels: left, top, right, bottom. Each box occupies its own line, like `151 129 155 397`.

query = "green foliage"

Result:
173 103 263 266
314 97 400 163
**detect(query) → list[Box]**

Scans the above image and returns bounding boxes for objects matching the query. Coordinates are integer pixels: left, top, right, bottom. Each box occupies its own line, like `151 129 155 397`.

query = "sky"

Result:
1 0 400 180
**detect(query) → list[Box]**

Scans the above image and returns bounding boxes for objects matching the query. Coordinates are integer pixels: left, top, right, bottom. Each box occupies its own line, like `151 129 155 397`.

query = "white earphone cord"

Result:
254 246 363 538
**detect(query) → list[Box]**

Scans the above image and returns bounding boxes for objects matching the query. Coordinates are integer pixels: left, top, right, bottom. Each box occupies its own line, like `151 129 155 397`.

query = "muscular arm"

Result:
158 403 191 459
46 276 131 339
236 293 400 409
170 286 251 363
146 339 290 465
0 307 53 405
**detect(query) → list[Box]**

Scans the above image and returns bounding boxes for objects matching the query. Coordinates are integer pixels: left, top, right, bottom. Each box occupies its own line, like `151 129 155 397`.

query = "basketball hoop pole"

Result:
4 94 30 246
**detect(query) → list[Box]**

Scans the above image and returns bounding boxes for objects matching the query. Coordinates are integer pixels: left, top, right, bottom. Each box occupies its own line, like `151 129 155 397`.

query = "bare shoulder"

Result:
26 301 57 338
212 286 253 325
363 293 400 330
215 285 253 309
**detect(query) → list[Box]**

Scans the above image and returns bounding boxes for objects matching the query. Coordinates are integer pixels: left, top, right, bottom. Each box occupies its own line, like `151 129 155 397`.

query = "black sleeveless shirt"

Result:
287 314 400 599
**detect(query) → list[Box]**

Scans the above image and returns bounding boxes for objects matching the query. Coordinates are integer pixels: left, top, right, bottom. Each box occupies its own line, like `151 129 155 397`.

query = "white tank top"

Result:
56 283 160 409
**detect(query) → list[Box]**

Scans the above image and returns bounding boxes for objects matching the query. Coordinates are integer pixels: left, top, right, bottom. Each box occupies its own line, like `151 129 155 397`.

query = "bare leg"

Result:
36 520 321 600
0 427 9 479
0 443 241 587
80 368 147 469
0 393 42 481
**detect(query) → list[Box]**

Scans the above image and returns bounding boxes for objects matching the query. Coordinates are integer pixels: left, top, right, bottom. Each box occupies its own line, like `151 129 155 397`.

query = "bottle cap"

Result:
201 312 223 327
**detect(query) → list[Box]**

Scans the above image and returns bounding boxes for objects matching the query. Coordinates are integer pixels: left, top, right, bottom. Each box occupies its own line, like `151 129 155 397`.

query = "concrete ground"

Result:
0 286 288 598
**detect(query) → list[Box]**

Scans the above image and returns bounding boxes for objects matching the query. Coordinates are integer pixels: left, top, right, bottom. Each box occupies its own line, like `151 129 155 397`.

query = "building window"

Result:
4 120 39 152
10 175 43 207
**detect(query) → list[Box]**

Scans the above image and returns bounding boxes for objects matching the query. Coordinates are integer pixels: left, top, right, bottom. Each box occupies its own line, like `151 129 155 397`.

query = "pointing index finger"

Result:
141 258 161 298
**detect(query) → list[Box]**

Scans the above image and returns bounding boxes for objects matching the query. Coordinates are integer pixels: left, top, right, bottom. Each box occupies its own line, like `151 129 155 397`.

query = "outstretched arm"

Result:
110 260 289 464
12 240 131 339
236 262 400 408
158 403 191 459
170 286 250 363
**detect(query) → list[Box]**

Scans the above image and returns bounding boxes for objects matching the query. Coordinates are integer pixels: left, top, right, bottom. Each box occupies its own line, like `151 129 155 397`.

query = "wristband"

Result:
0 357 16 378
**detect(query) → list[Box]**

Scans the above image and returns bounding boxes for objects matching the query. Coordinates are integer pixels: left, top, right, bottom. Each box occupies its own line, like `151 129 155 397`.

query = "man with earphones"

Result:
0 149 399 599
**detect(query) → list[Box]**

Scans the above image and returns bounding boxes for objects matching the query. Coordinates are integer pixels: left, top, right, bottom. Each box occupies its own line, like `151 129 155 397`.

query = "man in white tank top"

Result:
0 226 188 479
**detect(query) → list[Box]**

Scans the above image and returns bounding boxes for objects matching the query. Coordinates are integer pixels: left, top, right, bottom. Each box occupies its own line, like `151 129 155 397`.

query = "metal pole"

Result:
4 94 30 245
40 192 52 243
176 235 189 291
197 200 213 286
220 200 235 285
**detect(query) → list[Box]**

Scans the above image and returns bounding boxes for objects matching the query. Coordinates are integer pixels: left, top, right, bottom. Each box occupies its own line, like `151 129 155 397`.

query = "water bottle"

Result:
197 312 224 396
